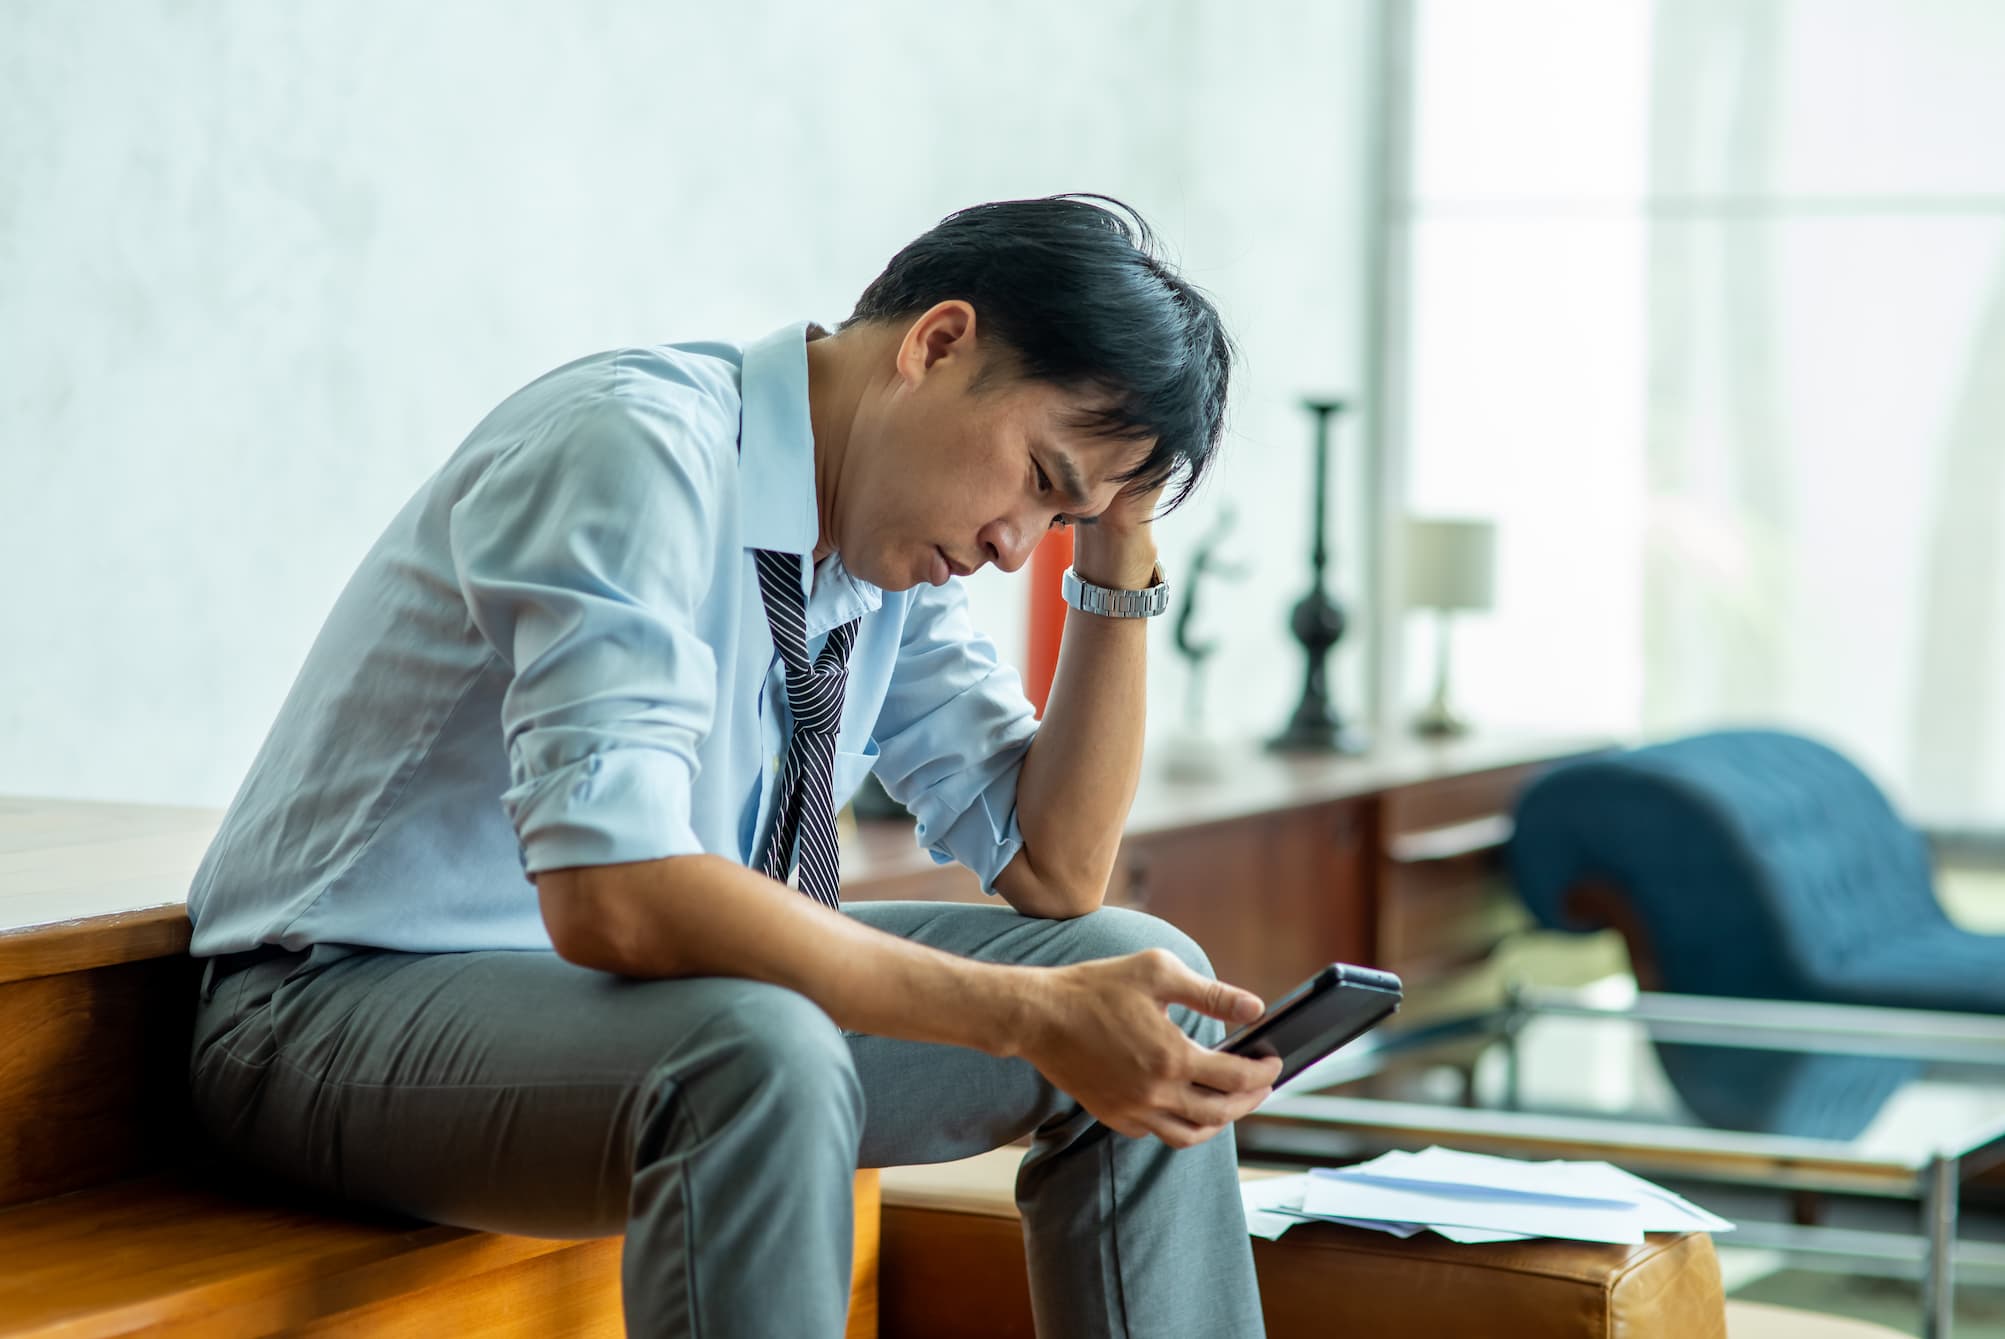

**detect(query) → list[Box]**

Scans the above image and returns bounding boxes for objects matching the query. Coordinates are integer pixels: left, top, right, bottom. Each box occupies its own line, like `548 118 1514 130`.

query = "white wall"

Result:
0 1 1376 807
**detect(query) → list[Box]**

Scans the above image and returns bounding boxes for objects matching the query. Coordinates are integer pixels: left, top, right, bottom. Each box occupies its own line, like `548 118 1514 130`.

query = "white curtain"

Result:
1642 0 2005 827
1402 0 2004 829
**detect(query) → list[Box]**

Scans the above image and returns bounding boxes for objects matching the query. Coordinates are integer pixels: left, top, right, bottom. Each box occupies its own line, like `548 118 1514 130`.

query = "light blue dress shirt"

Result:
187 323 1039 957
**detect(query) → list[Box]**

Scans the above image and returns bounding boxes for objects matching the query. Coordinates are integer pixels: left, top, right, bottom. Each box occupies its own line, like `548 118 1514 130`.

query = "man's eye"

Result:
1034 462 1052 493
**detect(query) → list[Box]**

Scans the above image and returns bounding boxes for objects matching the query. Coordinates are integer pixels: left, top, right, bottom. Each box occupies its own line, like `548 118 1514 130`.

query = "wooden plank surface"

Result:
0 908 191 986
0 796 218 975
0 1167 883 1339
0 1172 572 1338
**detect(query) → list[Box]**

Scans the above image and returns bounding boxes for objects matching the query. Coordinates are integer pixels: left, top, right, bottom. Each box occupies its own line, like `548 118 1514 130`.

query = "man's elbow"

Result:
537 866 662 976
998 847 1112 919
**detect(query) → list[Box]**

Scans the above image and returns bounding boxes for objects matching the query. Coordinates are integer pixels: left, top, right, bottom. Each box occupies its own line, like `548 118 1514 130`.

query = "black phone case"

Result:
1215 963 1403 1087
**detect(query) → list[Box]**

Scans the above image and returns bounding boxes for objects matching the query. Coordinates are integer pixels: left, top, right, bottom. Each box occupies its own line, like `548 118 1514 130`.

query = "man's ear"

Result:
896 300 978 386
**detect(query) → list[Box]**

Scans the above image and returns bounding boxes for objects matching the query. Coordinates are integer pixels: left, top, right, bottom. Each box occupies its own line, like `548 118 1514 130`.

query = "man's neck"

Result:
802 322 847 564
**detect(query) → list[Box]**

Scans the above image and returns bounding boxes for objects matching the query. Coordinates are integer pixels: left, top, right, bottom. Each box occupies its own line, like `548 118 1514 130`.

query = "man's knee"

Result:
635 981 861 1155
1054 905 1216 979
1048 907 1233 1045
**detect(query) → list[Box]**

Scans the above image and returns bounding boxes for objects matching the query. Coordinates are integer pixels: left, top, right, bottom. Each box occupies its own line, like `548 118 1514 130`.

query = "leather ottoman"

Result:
877 1148 1903 1339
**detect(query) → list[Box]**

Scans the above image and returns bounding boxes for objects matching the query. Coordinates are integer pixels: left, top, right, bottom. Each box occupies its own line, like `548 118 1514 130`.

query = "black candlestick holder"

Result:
1269 397 1368 755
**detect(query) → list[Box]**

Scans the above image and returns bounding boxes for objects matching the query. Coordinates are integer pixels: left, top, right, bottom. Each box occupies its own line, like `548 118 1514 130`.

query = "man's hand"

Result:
1015 949 1284 1148
1071 479 1164 590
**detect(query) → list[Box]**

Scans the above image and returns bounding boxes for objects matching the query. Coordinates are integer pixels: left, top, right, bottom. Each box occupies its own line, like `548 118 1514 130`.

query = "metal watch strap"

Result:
1061 563 1170 619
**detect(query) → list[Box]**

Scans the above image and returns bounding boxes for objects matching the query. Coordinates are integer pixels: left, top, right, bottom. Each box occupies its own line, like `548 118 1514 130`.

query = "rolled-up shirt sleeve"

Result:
448 392 721 874
868 580 1040 894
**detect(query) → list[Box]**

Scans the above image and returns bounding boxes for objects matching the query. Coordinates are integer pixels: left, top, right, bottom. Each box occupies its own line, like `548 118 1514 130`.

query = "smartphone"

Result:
1214 962 1403 1088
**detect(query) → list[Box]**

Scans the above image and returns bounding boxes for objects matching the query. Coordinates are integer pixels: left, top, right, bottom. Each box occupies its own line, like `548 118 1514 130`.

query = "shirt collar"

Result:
736 321 821 555
736 321 883 636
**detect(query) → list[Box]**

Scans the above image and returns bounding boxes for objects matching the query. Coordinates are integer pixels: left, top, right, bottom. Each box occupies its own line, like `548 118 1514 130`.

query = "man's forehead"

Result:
1051 432 1156 501
1014 381 1156 499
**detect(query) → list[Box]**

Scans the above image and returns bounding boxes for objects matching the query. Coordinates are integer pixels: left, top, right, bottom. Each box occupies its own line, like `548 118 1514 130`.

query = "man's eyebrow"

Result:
1047 447 1094 511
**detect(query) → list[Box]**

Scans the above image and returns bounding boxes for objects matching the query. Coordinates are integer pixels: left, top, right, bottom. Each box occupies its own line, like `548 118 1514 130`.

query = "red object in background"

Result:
1025 527 1073 717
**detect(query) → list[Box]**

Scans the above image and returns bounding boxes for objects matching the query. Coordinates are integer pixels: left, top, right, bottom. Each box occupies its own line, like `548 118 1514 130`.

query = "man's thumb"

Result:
1218 984 1267 1025
1155 956 1264 1024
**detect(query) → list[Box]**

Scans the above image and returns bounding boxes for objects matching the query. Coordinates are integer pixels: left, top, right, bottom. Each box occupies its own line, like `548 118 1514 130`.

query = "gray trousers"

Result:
187 901 1267 1338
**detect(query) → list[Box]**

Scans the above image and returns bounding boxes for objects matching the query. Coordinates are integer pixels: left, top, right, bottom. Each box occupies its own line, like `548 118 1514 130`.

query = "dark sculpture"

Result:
1270 398 1367 754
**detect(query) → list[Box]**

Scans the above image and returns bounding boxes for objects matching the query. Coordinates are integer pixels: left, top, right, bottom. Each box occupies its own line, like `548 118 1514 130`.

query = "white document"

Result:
1241 1172 1427 1241
1339 1148 1633 1204
1429 1223 1536 1244
1559 1161 1736 1234
1241 1173 1310 1241
1243 1148 1733 1245
1304 1168 1650 1245
1341 1149 1734 1235
1320 1215 1426 1238
1245 1209 1297 1242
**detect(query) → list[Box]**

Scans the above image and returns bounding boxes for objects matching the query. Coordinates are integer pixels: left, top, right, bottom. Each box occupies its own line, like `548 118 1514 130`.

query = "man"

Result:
187 195 1280 1337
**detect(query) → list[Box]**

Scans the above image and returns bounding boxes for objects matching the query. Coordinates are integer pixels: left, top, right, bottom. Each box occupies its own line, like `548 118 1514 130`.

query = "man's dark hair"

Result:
844 194 1234 513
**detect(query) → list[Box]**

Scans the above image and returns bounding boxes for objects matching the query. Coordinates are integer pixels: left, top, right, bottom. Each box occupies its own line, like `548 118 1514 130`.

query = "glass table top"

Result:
1246 981 2005 1194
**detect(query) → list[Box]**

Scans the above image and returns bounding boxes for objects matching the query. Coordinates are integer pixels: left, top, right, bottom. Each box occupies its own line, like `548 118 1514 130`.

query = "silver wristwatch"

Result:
1061 563 1171 619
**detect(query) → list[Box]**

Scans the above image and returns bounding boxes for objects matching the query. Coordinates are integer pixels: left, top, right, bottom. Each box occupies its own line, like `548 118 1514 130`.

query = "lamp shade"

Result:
1403 516 1497 612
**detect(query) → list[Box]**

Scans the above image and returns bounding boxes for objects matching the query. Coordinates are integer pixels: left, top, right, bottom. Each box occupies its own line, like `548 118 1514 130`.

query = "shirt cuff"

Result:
502 747 705 875
912 745 1030 895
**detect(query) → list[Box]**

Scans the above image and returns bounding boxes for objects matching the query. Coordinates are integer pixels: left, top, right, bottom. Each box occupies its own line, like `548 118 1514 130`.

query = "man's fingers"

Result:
1169 1080 1272 1129
1100 1112 1152 1140
1142 1109 1214 1150
1165 1085 1238 1129
1184 1041 1283 1095
1147 953 1264 1025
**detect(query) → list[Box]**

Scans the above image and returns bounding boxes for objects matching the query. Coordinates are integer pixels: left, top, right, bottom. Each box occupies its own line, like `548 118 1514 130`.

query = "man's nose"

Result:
978 518 1036 574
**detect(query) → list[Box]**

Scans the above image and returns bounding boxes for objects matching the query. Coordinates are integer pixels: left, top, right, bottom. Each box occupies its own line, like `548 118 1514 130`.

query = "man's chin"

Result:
845 550 923 593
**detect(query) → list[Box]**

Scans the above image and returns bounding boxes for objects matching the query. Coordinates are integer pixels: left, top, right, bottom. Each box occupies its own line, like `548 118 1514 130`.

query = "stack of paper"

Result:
1241 1147 1733 1246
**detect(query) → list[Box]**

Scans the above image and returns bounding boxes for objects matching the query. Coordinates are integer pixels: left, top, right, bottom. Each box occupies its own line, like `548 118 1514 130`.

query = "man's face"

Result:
831 314 1152 592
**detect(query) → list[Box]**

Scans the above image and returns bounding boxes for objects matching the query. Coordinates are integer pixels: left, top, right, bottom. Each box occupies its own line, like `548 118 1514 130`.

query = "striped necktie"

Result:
753 549 860 909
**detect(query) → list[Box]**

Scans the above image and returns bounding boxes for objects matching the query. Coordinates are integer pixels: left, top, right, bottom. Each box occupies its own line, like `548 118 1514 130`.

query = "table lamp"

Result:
1404 516 1496 737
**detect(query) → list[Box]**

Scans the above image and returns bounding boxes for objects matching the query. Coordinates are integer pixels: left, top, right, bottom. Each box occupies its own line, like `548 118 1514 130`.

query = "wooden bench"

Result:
0 798 878 1336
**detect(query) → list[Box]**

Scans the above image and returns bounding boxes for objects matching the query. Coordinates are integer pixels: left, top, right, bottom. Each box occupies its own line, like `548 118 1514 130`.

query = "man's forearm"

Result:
538 855 1036 1055
1003 528 1158 916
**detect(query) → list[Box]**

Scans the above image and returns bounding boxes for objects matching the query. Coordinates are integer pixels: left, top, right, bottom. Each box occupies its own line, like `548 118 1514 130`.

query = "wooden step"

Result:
0 799 881 1337
0 1167 879 1338
0 1172 617 1337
